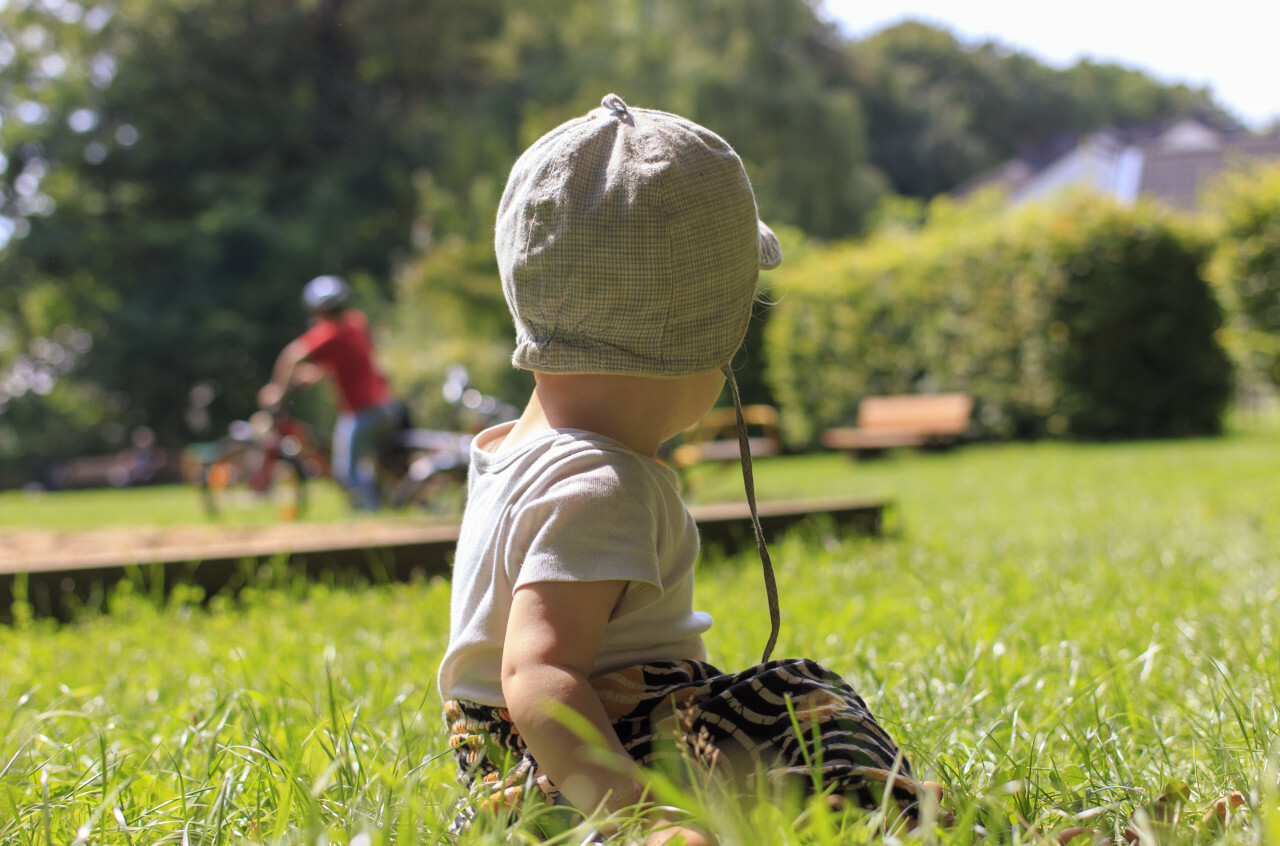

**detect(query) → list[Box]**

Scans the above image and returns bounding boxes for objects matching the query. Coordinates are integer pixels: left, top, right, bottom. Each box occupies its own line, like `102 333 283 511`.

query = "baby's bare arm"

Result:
502 580 640 809
501 581 712 844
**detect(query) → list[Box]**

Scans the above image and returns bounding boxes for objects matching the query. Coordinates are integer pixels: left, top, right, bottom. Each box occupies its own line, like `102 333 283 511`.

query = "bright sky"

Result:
820 0 1279 130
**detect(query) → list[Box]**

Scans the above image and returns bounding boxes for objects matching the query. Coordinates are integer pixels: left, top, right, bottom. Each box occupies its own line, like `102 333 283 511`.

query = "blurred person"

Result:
257 275 401 511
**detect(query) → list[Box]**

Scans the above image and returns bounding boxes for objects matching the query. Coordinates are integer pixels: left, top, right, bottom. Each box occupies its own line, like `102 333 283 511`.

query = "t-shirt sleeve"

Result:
298 320 339 360
510 452 664 596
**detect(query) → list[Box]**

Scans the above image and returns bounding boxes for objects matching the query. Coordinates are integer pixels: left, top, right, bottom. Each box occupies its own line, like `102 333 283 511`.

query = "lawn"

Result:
0 478 355 529
1 424 1278 844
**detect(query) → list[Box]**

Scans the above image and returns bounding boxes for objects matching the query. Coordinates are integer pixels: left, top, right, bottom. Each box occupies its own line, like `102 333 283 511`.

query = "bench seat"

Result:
822 393 973 454
670 405 781 469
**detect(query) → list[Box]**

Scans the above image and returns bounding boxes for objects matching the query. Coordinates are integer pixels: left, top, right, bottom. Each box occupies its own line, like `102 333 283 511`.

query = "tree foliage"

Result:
0 0 503 458
848 21 1225 198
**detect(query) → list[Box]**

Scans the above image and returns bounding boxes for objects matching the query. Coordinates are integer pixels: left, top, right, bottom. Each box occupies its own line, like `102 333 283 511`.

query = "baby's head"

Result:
495 94 781 381
497 96 785 659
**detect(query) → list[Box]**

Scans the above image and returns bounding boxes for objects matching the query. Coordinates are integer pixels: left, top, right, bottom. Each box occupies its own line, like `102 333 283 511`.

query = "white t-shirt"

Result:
438 422 712 705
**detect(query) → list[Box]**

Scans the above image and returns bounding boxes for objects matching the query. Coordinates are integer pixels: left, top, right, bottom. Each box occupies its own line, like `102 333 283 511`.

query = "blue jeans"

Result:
331 400 401 511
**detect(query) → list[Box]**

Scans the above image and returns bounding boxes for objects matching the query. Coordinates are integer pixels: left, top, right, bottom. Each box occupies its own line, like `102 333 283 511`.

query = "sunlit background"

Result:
1 0 1278 490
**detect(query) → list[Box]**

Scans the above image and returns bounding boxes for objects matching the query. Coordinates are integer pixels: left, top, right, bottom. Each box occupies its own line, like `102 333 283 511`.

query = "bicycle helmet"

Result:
302 275 351 312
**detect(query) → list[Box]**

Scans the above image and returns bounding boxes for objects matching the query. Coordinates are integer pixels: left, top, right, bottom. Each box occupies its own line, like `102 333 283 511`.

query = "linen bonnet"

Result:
495 94 782 377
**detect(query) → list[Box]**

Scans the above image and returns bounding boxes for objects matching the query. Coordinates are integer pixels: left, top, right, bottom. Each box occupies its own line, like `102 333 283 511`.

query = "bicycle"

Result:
186 384 493 520
185 399 334 520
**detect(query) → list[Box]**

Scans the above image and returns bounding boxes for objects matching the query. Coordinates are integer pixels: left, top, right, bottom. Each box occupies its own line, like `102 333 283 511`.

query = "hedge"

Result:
1205 160 1280 393
764 193 1233 446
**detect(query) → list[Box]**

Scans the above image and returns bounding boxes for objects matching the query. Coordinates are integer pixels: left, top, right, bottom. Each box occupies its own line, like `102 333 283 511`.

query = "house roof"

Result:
1139 135 1280 209
953 114 1280 210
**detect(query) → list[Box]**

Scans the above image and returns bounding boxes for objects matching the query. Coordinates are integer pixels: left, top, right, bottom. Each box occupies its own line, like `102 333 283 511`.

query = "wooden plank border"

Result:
0 496 885 620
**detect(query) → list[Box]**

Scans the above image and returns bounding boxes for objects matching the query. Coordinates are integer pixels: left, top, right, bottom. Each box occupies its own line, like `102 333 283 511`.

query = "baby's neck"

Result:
502 370 724 457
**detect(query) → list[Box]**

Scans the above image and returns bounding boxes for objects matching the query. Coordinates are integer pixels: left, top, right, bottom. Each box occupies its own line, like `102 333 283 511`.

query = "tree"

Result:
848 21 1225 198
0 0 503 461
384 0 887 418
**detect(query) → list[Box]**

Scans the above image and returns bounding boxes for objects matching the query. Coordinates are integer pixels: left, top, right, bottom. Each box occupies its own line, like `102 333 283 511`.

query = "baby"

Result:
437 94 921 843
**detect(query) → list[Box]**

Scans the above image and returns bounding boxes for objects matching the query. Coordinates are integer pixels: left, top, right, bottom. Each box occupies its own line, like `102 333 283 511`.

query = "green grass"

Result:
2 428 1279 843
2 480 382 529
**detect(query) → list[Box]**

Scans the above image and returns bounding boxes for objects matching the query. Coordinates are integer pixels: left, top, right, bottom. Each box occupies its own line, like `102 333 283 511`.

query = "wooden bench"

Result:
670 404 782 469
821 393 973 453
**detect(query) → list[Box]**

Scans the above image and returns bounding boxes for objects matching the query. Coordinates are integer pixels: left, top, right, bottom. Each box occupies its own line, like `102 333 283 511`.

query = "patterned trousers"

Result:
443 658 920 835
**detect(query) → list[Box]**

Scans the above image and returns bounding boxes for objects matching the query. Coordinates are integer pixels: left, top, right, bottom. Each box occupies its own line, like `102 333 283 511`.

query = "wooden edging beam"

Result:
0 496 886 621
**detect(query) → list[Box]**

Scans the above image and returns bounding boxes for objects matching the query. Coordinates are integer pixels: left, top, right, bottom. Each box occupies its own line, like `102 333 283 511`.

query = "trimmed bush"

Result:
1047 208 1232 438
764 193 1233 446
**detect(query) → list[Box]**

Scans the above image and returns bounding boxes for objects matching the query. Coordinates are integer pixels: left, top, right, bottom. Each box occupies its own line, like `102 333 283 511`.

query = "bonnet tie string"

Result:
722 363 780 664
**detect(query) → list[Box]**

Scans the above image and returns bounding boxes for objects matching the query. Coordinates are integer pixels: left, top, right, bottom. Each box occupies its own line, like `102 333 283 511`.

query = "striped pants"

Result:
444 658 920 834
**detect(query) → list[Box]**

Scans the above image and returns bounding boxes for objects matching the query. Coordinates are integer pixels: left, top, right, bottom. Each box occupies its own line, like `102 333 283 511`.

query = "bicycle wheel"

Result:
201 444 308 521
389 459 466 513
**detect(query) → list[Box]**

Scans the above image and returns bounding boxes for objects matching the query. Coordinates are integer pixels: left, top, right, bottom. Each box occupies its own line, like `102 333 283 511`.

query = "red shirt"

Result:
299 309 392 413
